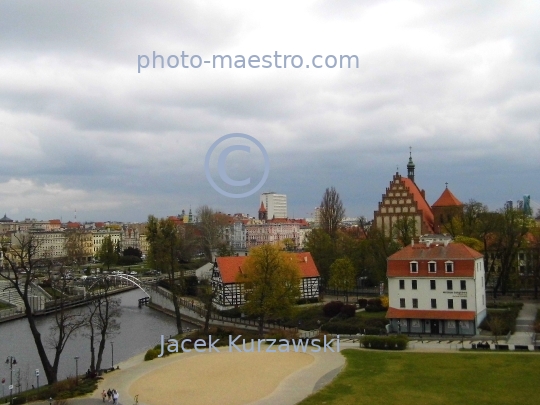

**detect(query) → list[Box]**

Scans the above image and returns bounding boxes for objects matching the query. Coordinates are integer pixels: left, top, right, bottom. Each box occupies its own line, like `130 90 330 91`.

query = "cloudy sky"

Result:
1 0 539 222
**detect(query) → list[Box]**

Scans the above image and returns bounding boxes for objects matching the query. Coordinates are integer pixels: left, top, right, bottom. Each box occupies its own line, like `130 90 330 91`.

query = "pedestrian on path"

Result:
107 388 112 402
102 389 107 402
112 389 119 404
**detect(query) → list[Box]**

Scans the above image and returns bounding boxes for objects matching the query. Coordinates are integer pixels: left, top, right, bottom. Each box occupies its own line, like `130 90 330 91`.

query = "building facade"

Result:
260 192 287 219
386 241 487 335
211 252 320 310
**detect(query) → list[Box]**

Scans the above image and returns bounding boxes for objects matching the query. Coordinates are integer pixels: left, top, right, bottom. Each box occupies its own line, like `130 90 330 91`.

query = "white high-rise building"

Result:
260 192 287 219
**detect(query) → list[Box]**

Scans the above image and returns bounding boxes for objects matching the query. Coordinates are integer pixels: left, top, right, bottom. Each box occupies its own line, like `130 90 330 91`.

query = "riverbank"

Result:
0 285 137 324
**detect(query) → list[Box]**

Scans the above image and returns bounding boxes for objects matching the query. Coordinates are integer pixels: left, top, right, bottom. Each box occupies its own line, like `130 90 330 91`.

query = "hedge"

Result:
323 301 345 317
361 335 408 350
358 298 368 309
340 304 356 318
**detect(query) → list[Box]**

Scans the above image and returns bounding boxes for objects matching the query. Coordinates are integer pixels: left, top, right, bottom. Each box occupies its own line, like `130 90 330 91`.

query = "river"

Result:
0 289 196 391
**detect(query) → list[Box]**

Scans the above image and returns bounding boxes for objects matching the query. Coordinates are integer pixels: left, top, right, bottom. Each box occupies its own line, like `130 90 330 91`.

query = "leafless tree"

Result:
319 187 345 238
197 206 228 260
0 233 82 384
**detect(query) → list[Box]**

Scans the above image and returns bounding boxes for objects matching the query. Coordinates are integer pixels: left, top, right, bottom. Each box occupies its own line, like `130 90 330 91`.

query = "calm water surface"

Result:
0 289 195 389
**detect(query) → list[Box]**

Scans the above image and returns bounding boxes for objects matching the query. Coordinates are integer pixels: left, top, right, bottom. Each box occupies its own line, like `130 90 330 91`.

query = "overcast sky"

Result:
0 0 539 222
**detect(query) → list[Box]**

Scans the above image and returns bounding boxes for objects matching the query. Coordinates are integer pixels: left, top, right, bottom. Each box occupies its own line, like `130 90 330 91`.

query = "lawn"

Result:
0 301 14 310
299 350 540 405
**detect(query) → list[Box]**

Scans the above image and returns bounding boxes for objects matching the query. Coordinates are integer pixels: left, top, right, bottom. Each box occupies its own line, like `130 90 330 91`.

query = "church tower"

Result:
258 201 268 221
407 147 415 183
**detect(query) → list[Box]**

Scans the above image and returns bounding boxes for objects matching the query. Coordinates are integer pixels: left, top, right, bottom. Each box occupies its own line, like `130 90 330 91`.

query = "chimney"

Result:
421 189 426 199
304 256 308 263
411 238 414 247
426 241 431 248
443 239 450 247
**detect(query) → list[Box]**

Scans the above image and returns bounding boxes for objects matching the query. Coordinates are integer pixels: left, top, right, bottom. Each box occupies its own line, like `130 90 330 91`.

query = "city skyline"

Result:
1 1 539 222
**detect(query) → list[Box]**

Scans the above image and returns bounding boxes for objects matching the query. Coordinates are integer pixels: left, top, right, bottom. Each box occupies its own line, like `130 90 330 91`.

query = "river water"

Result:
0 289 195 391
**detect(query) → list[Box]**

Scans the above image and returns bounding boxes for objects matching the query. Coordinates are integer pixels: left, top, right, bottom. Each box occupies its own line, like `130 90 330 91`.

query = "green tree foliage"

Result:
146 215 185 334
122 247 142 258
392 217 418 247
97 236 118 271
239 244 302 336
329 258 356 302
305 228 336 285
454 235 483 252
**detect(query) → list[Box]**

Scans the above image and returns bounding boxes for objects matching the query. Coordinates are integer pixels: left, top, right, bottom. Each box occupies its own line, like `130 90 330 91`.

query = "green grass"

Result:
299 350 540 405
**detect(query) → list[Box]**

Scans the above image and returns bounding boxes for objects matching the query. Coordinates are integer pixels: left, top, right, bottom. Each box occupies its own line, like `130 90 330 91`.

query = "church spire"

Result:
407 146 415 183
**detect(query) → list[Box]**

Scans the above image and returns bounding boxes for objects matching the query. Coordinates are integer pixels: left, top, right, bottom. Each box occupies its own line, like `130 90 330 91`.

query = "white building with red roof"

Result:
211 252 320 310
386 241 487 335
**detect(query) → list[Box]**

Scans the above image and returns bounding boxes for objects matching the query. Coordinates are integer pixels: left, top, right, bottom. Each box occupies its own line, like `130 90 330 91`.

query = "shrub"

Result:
296 297 320 304
367 298 382 306
358 298 368 308
361 335 408 350
340 304 356 318
116 255 142 266
144 348 160 361
365 304 386 312
323 301 345 317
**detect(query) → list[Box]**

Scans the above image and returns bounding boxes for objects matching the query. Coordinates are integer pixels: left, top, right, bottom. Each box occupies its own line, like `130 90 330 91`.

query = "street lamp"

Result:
74 357 79 385
48 396 53 405
110 341 114 369
5 356 17 405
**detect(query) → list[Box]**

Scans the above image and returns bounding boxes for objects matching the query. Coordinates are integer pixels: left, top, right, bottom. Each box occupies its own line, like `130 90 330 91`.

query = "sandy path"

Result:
128 350 314 405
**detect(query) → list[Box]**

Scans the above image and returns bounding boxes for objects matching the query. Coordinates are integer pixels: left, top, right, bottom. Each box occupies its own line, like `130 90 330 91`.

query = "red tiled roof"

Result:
216 252 320 283
389 242 483 261
432 187 463 207
401 177 434 232
49 219 61 224
387 308 476 320
387 242 482 277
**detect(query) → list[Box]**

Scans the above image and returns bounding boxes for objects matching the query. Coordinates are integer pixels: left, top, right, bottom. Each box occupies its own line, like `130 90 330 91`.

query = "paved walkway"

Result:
32 345 344 405
508 302 538 346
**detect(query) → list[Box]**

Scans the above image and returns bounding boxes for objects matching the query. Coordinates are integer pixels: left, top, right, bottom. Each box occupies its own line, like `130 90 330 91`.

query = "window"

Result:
461 299 467 309
410 261 418 273
428 261 437 273
445 261 454 273
430 280 436 290
411 280 417 290
431 299 437 309
460 280 466 291
400 298 406 308
399 280 405 290
448 299 454 309
412 298 418 308
446 280 453 290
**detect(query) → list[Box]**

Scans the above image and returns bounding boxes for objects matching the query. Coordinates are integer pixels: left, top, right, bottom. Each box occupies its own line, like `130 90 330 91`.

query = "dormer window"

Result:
445 261 454 273
428 261 437 273
410 261 418 273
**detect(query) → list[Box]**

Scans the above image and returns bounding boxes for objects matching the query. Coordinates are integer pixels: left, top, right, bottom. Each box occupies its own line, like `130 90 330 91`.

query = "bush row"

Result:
361 335 408 350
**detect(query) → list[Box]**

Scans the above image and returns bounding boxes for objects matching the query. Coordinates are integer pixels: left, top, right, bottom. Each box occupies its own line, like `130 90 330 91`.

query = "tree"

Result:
197 279 215 334
454 235 483 252
147 215 185 334
86 280 121 372
97 236 118 271
282 238 296 252
122 247 142 258
328 258 356 303
65 229 86 267
216 242 234 257
197 206 228 260
319 187 345 238
392 216 418 247
239 245 301 336
304 228 336 287
0 233 80 384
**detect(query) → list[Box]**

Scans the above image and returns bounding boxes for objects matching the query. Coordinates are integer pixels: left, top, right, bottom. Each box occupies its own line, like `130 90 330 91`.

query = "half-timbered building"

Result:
211 252 320 310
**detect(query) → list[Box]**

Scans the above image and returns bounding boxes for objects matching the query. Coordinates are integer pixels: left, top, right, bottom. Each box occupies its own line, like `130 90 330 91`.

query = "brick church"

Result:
373 150 464 237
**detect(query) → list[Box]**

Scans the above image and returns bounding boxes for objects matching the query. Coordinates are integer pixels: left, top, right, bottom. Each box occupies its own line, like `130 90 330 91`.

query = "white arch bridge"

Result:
85 274 152 298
